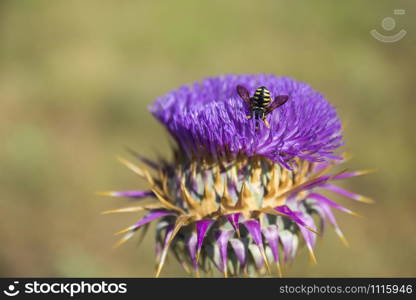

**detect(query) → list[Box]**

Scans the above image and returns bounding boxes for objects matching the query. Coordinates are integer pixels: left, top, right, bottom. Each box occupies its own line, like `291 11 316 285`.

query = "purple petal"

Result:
163 224 175 246
243 219 263 247
314 201 348 245
196 219 214 254
299 175 332 191
279 231 298 262
309 192 355 215
248 244 264 269
187 233 198 270
315 201 338 227
225 213 241 233
215 229 234 272
155 224 174 276
131 210 174 232
312 162 331 173
229 238 246 266
332 171 369 180
275 205 308 228
321 184 372 203
111 190 154 198
155 222 169 261
296 212 317 249
262 225 280 262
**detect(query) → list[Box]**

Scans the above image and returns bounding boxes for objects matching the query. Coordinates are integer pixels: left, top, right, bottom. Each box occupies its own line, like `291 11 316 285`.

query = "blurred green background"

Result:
1 0 415 277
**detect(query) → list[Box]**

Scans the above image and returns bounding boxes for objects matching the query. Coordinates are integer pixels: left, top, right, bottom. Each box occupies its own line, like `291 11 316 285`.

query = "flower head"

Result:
101 74 372 277
150 74 343 167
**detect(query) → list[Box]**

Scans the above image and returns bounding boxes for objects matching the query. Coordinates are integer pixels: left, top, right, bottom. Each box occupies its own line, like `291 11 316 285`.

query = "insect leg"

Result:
255 112 260 130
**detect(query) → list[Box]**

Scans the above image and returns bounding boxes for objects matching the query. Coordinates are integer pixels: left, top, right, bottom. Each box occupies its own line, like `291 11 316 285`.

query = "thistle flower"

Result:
101 74 372 277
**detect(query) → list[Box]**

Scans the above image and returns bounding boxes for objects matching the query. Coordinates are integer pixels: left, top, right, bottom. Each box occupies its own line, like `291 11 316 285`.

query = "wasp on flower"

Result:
237 85 289 130
100 74 373 277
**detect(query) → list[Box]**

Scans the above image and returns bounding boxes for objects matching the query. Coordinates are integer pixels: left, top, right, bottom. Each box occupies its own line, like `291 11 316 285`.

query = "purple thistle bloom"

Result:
150 74 343 166
102 74 372 277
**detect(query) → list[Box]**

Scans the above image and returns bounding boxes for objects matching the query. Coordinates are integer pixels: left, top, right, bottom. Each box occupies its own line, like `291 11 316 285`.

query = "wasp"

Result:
237 85 289 130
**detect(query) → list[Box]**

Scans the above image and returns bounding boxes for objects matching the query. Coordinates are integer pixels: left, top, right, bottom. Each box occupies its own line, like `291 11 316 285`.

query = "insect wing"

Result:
236 85 251 107
265 95 289 114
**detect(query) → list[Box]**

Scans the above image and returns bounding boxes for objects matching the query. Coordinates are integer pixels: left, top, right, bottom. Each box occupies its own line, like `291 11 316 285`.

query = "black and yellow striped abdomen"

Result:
252 86 271 110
